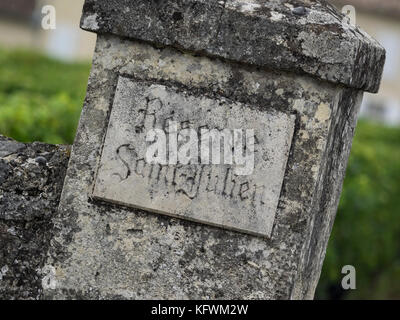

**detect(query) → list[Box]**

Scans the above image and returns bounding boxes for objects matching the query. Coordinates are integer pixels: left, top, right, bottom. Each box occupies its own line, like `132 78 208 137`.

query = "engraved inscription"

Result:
92 76 295 237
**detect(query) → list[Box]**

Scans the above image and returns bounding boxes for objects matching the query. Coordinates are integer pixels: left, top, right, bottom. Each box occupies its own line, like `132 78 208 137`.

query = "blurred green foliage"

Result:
316 122 400 299
0 47 90 144
1 47 399 299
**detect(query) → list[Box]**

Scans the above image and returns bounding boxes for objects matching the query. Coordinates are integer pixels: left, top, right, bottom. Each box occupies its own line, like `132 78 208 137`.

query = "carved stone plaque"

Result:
92 76 295 237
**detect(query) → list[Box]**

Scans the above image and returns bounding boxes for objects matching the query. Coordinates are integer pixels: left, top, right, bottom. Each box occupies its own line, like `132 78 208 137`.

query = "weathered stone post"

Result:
44 0 385 299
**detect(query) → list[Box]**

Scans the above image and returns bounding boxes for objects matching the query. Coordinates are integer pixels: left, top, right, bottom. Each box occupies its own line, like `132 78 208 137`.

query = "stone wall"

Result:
0 0 386 300
0 135 70 299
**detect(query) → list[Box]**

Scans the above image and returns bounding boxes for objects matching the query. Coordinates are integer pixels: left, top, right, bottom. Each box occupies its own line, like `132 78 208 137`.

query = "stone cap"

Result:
80 0 385 93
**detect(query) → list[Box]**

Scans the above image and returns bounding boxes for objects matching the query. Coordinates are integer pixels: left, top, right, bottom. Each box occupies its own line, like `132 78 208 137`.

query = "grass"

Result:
0 47 91 144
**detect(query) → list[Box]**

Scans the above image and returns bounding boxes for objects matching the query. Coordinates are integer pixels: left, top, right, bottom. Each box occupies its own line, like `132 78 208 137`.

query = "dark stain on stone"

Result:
172 11 184 22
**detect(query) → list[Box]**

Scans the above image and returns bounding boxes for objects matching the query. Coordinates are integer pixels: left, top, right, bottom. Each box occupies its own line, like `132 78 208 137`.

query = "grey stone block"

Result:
36 0 385 299
0 136 70 299
80 0 385 93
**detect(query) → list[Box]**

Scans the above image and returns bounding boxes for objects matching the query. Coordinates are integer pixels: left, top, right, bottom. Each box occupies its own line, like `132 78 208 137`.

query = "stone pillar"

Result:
44 0 385 299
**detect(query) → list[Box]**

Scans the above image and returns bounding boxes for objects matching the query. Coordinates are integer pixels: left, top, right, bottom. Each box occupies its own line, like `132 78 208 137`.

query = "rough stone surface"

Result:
80 0 385 93
92 77 295 237
0 135 70 299
42 34 364 299
1 0 385 300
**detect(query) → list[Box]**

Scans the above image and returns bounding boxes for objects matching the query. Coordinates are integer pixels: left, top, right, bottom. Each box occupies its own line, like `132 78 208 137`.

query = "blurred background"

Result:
0 0 399 299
